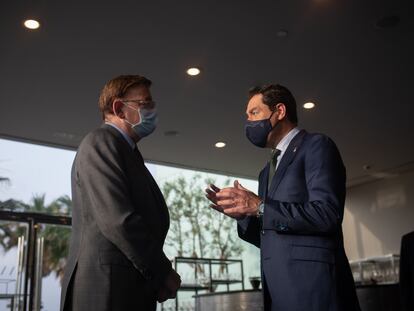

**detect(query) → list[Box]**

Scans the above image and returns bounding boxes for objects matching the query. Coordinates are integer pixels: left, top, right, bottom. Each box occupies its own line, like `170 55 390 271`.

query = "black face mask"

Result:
244 111 275 148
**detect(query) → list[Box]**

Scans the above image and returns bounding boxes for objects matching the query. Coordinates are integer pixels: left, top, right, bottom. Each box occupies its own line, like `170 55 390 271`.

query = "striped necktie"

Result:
268 148 281 190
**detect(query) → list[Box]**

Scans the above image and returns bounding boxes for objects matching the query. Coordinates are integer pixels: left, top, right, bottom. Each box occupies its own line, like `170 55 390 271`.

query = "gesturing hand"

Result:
205 181 262 219
205 183 224 212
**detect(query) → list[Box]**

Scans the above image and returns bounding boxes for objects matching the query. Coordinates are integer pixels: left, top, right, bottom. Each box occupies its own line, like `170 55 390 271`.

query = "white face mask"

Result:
122 103 158 138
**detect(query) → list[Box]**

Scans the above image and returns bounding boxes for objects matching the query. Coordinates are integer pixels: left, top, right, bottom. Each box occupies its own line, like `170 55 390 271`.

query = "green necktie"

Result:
268 149 281 190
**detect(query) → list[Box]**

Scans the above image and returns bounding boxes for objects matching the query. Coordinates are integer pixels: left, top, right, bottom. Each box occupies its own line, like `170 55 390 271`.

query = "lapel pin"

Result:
293 147 297 153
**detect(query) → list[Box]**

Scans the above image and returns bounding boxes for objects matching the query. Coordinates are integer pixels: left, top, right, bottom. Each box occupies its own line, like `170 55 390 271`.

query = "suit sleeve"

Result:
237 216 261 248
77 136 171 291
263 136 345 235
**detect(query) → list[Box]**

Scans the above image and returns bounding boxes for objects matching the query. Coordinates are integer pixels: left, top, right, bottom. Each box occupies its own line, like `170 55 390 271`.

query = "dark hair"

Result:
99 75 152 120
249 84 298 124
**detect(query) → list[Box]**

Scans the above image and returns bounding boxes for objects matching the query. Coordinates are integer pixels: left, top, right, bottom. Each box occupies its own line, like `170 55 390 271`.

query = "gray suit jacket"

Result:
60 124 171 311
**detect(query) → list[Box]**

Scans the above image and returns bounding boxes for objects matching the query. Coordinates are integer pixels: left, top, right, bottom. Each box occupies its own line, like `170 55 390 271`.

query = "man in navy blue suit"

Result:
206 84 360 311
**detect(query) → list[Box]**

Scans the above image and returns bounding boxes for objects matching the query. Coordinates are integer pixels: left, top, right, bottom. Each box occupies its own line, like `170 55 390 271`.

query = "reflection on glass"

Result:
38 224 71 311
0 220 28 311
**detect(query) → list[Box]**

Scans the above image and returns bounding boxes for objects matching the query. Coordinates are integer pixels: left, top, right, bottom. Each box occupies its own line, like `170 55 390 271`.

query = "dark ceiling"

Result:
1 0 413 186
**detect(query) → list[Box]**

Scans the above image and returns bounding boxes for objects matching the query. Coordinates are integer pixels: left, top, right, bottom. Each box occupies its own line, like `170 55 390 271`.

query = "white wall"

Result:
343 170 414 260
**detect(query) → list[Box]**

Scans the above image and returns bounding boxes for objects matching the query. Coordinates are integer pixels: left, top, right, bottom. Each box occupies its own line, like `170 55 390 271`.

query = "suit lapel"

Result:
134 150 168 209
261 162 270 199
268 130 307 194
104 123 168 212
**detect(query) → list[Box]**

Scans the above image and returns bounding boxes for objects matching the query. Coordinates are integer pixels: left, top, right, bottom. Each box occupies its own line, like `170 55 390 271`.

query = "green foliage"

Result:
0 199 28 250
0 194 72 281
162 174 243 261
0 173 246 282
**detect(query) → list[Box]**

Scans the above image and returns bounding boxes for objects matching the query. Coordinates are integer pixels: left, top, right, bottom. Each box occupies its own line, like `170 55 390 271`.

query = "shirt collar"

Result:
274 127 300 153
105 122 136 149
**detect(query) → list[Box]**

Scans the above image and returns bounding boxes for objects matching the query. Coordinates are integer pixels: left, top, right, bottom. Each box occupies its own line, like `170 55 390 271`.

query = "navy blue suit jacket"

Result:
238 130 361 311
400 231 414 311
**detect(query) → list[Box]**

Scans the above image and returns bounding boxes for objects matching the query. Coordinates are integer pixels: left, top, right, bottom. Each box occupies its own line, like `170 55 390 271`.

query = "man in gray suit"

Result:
60 75 181 311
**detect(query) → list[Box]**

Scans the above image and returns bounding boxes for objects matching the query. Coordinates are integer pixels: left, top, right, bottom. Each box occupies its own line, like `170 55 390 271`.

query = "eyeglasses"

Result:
122 99 156 109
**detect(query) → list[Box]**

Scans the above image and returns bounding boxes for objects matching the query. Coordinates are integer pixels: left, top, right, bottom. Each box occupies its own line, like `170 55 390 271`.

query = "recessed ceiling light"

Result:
164 130 179 137
276 29 288 38
24 19 40 30
187 67 201 76
376 15 400 29
53 132 77 141
303 102 315 109
215 142 226 148
363 165 371 171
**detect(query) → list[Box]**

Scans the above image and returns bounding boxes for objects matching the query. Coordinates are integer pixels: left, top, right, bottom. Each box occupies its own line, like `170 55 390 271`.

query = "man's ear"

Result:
112 100 125 119
275 103 287 120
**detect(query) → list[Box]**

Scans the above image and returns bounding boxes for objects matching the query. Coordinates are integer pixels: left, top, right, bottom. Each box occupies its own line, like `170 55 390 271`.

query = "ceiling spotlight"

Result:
276 29 288 38
303 102 315 109
24 19 40 30
187 67 201 76
164 130 179 137
215 142 226 148
376 15 400 29
363 165 371 171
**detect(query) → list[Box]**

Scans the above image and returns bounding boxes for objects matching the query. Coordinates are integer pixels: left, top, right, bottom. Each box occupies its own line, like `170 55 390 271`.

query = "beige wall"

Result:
343 170 414 260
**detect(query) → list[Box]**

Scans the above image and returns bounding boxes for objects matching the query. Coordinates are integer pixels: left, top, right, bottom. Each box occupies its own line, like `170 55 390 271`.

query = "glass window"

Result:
0 138 261 311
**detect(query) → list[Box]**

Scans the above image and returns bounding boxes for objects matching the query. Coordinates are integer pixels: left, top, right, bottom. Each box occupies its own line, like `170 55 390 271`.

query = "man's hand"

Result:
206 183 242 218
205 181 261 219
157 269 181 303
205 183 224 212
156 287 169 303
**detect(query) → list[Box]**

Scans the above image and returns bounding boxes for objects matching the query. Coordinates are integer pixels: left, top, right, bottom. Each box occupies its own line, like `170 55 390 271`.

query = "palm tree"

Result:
0 194 72 282
39 195 72 281
0 199 28 249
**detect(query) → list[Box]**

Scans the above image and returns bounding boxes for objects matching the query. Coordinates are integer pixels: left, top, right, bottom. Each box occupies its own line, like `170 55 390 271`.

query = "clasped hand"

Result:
157 269 181 303
205 180 261 219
